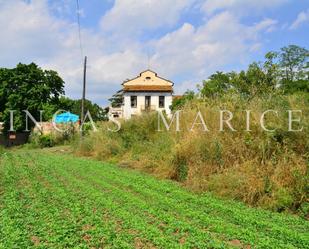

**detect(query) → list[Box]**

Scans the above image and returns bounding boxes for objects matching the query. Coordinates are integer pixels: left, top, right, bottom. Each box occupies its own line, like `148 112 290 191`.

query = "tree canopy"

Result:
108 90 124 108
199 45 308 99
171 90 195 111
0 63 64 132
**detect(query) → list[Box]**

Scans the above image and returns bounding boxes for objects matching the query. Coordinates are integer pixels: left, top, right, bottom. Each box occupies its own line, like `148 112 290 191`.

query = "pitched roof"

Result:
122 70 174 86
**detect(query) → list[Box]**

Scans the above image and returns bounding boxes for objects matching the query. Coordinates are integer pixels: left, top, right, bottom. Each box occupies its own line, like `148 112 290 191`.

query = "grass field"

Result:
0 149 308 249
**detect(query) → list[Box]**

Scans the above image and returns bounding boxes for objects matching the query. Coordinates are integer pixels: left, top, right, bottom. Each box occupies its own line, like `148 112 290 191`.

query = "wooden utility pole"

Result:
81 56 87 129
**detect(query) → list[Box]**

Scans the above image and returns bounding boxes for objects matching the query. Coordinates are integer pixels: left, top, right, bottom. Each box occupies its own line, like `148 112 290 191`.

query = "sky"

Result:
0 0 308 106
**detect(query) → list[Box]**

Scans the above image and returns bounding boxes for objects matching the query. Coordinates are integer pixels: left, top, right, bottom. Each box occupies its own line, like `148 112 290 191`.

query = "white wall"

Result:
165 95 172 117
123 95 131 119
123 92 172 119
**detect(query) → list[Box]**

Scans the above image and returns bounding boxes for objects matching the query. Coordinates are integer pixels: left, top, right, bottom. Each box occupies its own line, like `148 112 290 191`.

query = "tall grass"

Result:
74 93 308 215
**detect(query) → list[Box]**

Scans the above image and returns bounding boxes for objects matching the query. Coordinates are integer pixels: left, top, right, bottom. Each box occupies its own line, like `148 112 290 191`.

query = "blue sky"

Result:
0 0 308 106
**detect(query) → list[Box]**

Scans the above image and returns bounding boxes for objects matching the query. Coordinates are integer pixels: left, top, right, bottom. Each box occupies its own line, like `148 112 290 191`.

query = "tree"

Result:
0 63 64 132
200 71 231 98
200 64 276 100
282 79 309 93
108 90 124 108
198 46 308 99
171 90 195 110
279 45 308 82
264 51 280 89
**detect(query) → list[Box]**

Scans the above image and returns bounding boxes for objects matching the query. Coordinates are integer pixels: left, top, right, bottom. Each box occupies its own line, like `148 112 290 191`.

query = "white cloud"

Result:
289 9 309 30
0 0 145 105
202 0 288 15
0 0 283 105
150 12 277 82
100 0 195 36
0 0 70 65
253 18 278 33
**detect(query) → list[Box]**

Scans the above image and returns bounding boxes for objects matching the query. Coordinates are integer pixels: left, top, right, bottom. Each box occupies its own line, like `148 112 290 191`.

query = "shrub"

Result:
172 152 188 182
29 129 76 148
38 135 55 148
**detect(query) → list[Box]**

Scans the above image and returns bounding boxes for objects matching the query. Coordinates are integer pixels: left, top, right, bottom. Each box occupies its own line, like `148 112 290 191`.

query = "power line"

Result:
76 0 83 60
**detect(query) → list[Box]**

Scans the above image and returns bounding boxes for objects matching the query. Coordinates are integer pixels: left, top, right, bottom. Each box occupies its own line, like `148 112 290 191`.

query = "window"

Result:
145 96 151 109
159 96 165 108
130 96 137 108
146 76 151 80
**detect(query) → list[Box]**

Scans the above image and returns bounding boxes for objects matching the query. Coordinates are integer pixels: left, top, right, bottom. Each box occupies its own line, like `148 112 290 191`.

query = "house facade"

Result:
109 70 173 119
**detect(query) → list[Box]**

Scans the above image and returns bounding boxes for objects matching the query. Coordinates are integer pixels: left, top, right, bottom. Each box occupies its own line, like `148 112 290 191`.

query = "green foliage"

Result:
172 152 188 182
29 133 56 148
171 90 195 110
198 45 308 99
108 89 124 108
274 188 294 212
0 63 64 132
37 135 55 148
279 45 308 82
299 202 309 219
0 145 5 156
200 71 231 98
118 114 158 147
200 62 279 100
1 150 308 248
282 79 309 93
29 129 75 148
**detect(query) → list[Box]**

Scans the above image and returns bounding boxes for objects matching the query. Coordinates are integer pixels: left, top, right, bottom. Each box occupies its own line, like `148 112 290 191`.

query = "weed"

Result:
75 93 309 214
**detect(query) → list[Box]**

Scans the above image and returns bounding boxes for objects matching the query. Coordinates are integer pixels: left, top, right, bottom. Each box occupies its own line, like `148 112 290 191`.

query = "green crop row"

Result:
0 150 308 248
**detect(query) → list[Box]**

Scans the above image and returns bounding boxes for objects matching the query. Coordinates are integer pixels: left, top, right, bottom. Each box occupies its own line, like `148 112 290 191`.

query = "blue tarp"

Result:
54 112 79 124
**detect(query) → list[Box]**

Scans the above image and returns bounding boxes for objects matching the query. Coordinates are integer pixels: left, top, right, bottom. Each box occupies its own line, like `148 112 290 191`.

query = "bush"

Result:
38 135 55 148
29 129 76 148
172 152 188 182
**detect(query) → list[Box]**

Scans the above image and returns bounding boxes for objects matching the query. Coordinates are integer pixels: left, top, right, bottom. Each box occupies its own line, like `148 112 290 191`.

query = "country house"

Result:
109 70 174 119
